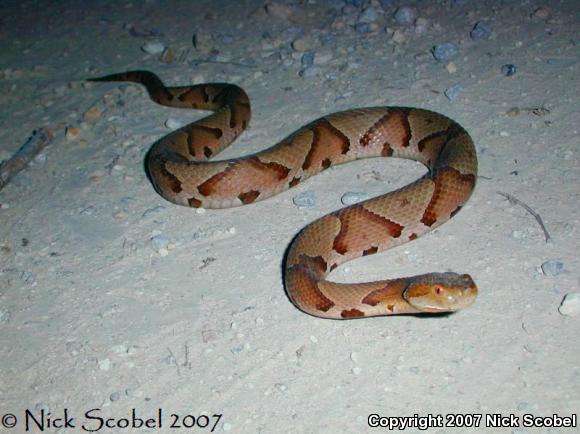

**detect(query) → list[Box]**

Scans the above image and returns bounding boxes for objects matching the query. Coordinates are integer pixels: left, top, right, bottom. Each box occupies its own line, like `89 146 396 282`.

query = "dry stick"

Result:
0 128 54 192
497 191 551 243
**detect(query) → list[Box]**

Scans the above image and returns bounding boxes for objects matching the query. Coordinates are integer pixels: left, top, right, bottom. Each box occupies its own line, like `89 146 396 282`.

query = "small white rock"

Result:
341 192 370 205
558 293 580 317
98 358 111 371
293 191 316 208
165 118 182 129
352 366 362 375
141 41 166 55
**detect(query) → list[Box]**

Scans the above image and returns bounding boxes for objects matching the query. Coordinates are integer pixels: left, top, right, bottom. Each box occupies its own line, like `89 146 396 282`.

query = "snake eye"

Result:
435 286 443 295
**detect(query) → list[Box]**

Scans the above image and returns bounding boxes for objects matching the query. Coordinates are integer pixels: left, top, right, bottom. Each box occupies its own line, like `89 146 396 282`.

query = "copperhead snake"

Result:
90 71 478 319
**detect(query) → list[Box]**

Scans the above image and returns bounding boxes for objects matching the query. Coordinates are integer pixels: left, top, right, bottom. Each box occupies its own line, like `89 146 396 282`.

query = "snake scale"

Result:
90 71 478 319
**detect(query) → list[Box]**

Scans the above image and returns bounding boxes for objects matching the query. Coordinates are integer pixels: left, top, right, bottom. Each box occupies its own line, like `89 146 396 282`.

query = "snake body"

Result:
90 71 478 319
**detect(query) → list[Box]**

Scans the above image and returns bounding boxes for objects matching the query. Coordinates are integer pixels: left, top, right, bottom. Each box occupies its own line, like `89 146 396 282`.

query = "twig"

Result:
190 58 257 68
497 191 551 243
0 128 54 192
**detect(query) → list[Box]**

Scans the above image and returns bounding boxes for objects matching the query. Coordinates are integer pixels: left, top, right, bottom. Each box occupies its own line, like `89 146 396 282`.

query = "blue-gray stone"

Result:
470 21 492 40
301 52 314 67
542 260 564 276
394 6 417 24
501 64 517 76
444 84 464 101
432 42 459 61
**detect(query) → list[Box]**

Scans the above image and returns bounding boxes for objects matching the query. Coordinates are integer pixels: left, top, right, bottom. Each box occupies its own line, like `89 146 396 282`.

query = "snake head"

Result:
402 272 477 313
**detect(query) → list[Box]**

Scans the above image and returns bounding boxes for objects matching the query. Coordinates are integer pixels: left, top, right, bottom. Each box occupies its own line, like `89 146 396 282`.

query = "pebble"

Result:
300 64 324 78
530 6 551 20
165 118 182 129
109 392 120 402
65 127 81 142
0 307 10 324
314 50 333 65
414 17 429 35
150 233 172 254
113 210 128 220
444 84 464 101
301 52 314 67
446 62 458 74
394 6 417 25
293 191 316 208
341 192 370 205
432 43 458 62
20 270 36 285
358 7 378 24
83 105 102 123
193 33 212 51
265 1 294 21
501 64 517 76
355 23 374 34
34 152 47 164
541 260 563 276
141 41 165 55
470 21 492 41
125 388 142 398
160 47 175 64
558 293 580 317
391 29 406 44
98 358 111 371
111 344 128 355
292 36 316 52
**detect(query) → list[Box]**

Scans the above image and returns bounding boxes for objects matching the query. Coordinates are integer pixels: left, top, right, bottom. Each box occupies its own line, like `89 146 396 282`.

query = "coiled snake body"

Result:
90 71 478 319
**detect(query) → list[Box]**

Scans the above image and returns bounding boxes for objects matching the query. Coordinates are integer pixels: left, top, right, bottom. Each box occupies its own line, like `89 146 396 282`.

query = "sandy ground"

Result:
1 0 579 433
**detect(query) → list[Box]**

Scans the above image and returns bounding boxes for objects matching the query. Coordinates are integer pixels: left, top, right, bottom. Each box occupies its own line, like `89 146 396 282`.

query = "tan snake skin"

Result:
90 71 478 319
